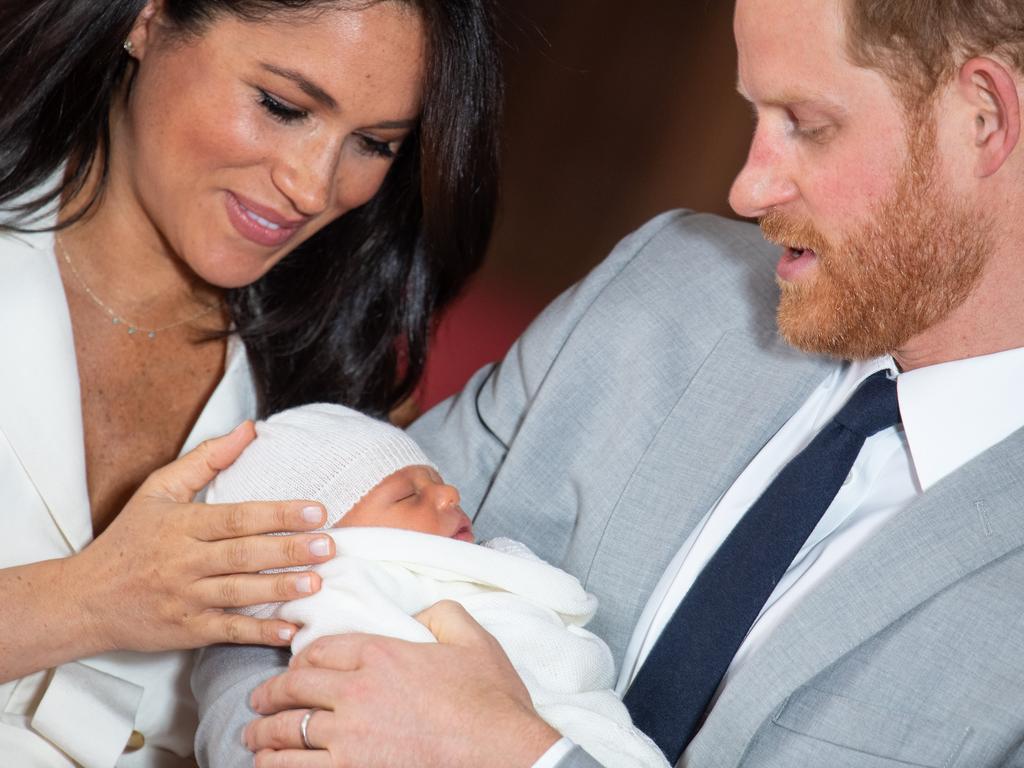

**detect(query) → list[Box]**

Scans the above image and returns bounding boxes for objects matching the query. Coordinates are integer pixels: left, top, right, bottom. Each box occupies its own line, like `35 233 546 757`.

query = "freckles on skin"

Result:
120 4 424 289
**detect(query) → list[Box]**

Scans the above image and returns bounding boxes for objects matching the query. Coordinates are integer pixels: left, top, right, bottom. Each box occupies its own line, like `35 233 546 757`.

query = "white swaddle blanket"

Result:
258 527 667 768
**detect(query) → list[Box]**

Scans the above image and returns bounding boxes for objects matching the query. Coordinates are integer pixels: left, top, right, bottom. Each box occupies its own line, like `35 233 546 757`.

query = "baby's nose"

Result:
432 482 461 508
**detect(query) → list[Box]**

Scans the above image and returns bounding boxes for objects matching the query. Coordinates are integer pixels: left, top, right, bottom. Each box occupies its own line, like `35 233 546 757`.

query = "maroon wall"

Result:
421 2 753 408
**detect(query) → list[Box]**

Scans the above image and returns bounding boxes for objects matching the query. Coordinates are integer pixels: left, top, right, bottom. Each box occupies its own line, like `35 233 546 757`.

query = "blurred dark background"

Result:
420 0 753 407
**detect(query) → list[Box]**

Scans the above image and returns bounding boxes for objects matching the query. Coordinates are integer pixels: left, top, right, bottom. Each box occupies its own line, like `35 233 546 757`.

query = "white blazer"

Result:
0 222 258 767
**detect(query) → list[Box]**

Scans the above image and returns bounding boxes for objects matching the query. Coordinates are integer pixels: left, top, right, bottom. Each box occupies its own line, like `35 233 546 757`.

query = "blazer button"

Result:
125 730 145 752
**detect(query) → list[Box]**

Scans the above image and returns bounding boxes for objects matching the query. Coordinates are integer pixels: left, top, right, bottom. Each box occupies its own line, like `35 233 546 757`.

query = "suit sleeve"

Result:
191 211 691 767
552 745 607 768
408 210 692 517
191 644 289 768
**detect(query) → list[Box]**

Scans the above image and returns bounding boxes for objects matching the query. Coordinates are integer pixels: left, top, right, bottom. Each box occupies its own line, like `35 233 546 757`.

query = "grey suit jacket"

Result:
193 211 1024 768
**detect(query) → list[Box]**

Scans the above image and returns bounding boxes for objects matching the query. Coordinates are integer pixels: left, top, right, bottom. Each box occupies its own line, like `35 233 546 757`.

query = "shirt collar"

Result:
896 347 1024 491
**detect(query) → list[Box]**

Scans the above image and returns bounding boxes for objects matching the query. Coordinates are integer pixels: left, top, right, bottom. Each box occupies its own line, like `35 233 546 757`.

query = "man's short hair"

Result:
845 0 1024 105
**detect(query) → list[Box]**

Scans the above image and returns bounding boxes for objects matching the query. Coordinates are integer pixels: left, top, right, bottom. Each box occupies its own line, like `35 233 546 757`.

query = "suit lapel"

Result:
0 226 92 552
585 329 833 660
687 426 1024 767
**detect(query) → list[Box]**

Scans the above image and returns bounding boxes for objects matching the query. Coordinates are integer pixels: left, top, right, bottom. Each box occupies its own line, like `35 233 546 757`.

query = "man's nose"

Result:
728 129 798 219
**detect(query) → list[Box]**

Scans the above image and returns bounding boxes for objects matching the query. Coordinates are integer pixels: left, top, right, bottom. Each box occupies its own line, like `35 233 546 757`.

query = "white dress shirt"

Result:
535 345 1024 767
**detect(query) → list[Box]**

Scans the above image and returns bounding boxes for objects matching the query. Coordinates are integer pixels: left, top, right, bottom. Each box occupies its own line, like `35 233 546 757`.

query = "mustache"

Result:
759 210 833 256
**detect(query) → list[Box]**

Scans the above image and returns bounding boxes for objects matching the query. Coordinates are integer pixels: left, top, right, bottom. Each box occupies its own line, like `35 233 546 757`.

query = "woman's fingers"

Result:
204 532 335 575
198 501 327 541
245 707 333 752
197 571 323 608
196 611 299 648
145 421 257 502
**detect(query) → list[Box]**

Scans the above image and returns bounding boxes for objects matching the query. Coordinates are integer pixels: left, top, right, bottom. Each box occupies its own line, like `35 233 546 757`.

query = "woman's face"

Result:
119 1 425 287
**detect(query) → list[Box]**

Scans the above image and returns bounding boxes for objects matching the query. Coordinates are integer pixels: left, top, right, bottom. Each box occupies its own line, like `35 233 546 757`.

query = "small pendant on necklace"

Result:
127 327 137 335
147 331 157 339
112 317 121 325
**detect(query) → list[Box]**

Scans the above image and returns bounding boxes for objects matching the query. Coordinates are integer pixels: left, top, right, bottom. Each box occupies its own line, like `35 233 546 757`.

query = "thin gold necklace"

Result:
56 235 222 340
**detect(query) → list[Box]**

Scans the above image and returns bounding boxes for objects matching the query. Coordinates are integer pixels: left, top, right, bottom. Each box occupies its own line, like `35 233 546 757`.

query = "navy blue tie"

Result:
623 371 900 763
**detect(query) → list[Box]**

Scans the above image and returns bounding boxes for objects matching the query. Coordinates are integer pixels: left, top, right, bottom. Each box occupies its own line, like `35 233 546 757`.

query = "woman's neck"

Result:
57 153 225 329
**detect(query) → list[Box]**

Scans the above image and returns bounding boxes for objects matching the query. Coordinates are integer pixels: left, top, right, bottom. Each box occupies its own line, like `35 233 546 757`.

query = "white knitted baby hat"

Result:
206 403 437 528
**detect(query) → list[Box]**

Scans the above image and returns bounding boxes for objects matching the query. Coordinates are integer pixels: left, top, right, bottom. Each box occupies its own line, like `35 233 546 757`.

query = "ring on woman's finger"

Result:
300 707 319 750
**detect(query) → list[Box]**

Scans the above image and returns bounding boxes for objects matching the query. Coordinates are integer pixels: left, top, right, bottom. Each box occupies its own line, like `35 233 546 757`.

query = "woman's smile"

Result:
117 7 424 288
225 191 307 248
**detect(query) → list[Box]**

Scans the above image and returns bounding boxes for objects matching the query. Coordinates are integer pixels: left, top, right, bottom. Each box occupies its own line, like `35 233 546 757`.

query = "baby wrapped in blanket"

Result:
207 403 667 768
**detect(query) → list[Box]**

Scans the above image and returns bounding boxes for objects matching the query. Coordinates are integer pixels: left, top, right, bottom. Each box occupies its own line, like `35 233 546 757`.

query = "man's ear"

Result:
124 0 164 61
957 57 1022 178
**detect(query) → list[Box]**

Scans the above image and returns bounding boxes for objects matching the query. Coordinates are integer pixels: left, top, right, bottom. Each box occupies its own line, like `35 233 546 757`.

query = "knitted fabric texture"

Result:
206 403 437 529
274 528 669 768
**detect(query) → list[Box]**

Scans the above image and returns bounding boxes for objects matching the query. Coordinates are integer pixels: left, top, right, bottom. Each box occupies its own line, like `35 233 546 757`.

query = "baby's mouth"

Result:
451 508 475 542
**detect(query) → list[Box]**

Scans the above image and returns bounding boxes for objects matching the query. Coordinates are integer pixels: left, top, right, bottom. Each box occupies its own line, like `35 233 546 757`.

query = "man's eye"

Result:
786 111 833 143
257 89 308 124
796 124 831 142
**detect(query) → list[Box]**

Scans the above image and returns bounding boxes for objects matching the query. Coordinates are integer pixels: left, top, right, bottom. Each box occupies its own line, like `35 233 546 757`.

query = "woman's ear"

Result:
125 0 165 61
957 57 1022 178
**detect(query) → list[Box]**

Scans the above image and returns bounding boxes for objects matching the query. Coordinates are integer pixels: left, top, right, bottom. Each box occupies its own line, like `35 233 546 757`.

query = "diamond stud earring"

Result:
123 39 135 56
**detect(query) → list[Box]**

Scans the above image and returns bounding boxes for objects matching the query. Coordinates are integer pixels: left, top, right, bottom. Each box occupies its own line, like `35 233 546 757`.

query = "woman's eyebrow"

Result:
367 118 417 130
260 62 337 110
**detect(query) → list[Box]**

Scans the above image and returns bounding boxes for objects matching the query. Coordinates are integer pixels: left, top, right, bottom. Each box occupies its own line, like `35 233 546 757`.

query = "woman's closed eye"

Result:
257 88 397 158
257 89 308 124
356 134 398 159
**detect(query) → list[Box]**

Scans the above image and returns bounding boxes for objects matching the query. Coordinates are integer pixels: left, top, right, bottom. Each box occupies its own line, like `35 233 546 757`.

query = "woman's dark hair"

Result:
0 0 502 418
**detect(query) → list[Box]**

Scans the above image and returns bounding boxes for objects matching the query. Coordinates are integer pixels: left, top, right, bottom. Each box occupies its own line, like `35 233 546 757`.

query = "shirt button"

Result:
842 471 854 486
125 730 145 752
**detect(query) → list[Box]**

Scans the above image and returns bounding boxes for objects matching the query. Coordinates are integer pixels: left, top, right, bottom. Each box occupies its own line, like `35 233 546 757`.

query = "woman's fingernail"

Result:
296 574 314 594
302 505 323 524
279 627 295 641
309 537 330 557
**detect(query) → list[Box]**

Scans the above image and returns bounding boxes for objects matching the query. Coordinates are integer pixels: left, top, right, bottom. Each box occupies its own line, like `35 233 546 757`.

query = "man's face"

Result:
729 0 989 360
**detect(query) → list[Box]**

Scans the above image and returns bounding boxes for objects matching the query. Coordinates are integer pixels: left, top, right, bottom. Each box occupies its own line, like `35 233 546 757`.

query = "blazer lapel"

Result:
687 426 1024 767
585 328 833 660
0 227 92 552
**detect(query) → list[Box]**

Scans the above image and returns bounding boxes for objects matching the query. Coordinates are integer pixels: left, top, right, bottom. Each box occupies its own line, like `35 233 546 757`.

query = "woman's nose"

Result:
272 137 338 217
728 129 798 219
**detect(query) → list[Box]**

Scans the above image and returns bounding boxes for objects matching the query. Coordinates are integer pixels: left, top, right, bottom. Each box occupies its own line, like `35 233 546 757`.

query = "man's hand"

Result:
245 600 562 768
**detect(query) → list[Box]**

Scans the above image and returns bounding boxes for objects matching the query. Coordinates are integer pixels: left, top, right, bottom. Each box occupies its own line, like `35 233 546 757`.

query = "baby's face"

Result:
336 465 474 542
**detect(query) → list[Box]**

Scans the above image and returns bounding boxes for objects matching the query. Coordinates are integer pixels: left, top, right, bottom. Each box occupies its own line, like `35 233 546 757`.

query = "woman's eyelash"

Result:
257 89 307 123
257 88 398 158
357 135 397 159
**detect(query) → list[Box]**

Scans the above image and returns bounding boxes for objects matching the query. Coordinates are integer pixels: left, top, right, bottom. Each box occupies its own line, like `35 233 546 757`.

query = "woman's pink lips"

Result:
225 192 305 248
777 246 819 282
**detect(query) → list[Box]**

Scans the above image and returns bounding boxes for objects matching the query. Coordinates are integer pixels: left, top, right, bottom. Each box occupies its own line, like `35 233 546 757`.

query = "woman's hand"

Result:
0 421 336 683
67 421 337 655
243 600 561 768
